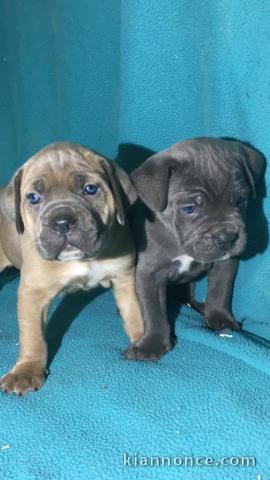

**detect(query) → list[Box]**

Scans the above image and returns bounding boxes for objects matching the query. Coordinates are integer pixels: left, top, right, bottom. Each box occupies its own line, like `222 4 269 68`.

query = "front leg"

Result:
123 268 172 361
0 282 53 395
112 270 144 343
205 257 241 331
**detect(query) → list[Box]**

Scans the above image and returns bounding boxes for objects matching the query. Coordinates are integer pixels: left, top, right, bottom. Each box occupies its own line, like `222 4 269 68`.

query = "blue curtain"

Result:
1 0 270 338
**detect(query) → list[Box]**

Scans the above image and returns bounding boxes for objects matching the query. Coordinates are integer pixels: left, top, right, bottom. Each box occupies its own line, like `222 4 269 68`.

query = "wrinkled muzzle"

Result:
183 221 247 263
36 201 106 261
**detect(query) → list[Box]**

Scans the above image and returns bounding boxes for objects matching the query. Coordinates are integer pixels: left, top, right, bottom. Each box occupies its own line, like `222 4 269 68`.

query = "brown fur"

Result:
0 143 143 395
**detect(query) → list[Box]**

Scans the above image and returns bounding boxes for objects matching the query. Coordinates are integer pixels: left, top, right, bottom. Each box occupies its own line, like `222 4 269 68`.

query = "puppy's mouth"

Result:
36 205 107 261
184 251 233 264
216 252 232 261
57 245 84 262
183 228 247 263
195 252 232 263
37 234 102 262
185 244 245 264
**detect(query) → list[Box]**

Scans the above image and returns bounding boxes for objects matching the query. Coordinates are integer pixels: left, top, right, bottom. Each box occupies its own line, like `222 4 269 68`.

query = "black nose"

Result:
215 231 238 249
51 214 76 234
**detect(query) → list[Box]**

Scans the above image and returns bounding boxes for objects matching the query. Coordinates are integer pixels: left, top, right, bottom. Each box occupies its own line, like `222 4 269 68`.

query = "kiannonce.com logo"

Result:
123 453 257 468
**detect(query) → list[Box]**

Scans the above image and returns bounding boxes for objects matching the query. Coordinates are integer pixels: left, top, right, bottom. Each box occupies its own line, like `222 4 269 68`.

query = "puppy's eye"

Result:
181 205 197 215
83 184 98 195
26 192 42 205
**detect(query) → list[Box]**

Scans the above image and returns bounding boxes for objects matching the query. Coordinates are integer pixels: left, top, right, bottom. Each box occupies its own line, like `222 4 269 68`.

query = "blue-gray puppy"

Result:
124 137 265 361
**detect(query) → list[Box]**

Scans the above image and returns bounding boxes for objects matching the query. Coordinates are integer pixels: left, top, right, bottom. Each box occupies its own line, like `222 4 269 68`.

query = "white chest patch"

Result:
61 260 118 290
173 254 194 274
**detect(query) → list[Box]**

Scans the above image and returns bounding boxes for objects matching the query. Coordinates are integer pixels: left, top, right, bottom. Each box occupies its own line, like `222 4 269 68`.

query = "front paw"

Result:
123 335 173 362
205 311 242 331
0 362 46 395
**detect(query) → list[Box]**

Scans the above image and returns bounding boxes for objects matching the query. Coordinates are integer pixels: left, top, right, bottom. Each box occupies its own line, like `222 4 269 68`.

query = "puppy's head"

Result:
132 138 265 263
4 143 137 261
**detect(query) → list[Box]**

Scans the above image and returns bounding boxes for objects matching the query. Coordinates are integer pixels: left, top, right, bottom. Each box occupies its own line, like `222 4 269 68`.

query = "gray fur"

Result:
124 137 265 361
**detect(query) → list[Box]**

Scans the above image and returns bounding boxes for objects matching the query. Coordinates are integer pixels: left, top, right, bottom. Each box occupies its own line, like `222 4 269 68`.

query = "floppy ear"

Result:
238 143 266 197
2 168 24 234
79 146 137 226
103 160 138 226
131 153 173 211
